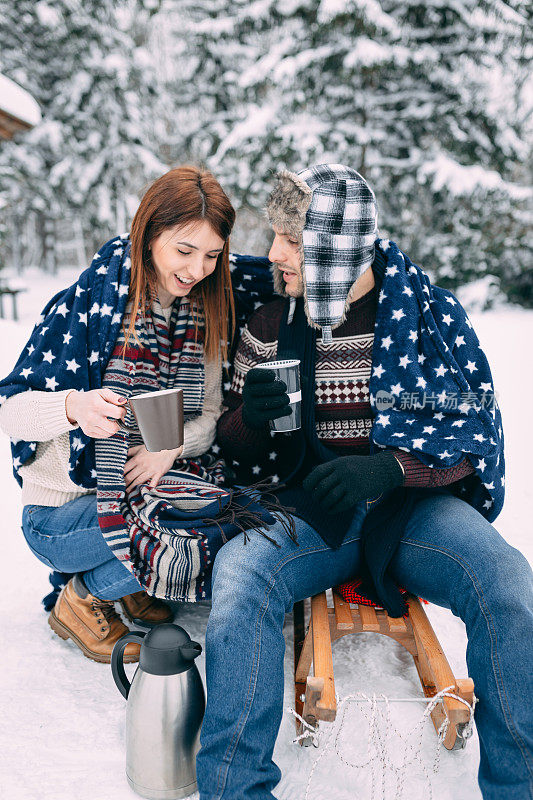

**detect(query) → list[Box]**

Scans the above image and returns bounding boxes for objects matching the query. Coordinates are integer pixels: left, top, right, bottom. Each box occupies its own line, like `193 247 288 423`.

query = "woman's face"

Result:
150 220 225 307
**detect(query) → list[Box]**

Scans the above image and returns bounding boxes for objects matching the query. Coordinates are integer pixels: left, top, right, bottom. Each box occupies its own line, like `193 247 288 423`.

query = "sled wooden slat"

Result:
358 603 380 631
332 591 354 630
293 591 474 752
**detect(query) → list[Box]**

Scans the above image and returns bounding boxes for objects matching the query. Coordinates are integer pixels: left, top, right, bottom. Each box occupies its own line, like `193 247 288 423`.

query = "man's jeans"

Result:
21 494 142 600
197 490 533 800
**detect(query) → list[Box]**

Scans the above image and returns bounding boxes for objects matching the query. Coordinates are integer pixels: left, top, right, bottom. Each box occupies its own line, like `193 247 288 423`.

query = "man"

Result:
196 164 533 800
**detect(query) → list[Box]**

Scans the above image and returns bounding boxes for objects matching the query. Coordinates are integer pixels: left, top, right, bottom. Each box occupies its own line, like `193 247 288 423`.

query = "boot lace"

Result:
91 598 120 624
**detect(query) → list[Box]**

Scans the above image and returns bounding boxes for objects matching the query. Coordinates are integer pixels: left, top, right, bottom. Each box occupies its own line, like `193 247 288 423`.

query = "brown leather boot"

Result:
48 575 140 664
119 590 174 626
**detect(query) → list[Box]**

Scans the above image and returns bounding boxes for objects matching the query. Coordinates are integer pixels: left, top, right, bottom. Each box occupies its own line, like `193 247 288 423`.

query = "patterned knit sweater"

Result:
218 286 474 487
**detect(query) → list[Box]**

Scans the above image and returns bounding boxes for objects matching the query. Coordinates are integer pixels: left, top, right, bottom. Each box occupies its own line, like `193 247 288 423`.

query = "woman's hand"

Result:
65 389 127 438
123 444 184 492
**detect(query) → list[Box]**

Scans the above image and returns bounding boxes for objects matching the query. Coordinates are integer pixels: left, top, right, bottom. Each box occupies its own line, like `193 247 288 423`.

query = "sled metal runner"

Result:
293 592 475 750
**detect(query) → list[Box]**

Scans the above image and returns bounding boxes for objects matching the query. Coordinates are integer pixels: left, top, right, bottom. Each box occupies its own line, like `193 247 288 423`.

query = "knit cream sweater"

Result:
0 305 223 507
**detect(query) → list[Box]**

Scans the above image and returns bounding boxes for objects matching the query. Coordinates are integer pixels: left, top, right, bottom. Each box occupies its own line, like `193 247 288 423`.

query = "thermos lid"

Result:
139 623 202 676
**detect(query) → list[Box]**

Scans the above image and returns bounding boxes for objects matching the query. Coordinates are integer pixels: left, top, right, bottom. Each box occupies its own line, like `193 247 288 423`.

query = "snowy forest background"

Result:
0 0 531 309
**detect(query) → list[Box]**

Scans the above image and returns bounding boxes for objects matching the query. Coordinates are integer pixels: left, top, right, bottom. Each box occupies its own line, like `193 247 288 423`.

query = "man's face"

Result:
268 227 304 298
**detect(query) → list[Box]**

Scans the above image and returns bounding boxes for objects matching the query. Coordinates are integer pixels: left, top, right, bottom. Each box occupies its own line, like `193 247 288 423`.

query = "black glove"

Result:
302 453 404 513
241 367 292 430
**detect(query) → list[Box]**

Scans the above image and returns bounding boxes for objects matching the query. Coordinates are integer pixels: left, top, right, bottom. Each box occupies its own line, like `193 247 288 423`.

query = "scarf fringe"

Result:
201 479 298 548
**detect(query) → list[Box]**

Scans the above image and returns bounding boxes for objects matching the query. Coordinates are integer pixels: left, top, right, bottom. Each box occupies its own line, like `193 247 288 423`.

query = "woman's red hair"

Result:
127 166 236 361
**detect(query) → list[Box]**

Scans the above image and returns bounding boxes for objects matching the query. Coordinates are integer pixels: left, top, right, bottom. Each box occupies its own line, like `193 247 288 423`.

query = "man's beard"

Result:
273 262 304 298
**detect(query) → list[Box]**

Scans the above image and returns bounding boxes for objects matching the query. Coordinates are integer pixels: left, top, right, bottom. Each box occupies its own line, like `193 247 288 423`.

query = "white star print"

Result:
477 458 487 472
483 499 493 509
423 426 436 435
39 326 49 336
63 332 73 345
112 313 122 324
271 475 279 483
483 481 495 490
473 433 486 443
438 450 452 458
91 469 97 479
42 350 55 364
412 438 426 449
465 318 472 329
89 351 99 365
72 436 84 451
21 367 33 379
403 287 413 297
445 296 456 306
269 452 277 460
416 377 427 389
398 355 412 368
390 382 404 397
451 419 466 427
27 344 35 355
501 476 505 487
433 412 445 421
376 414 390 426
78 313 87 325
56 303 69 317
100 304 113 316
480 382 492 392
13 457 21 469
379 289 387 304
422 285 429 295
96 265 108 275
436 390 447 405
45 376 58 390
66 359 81 373
252 465 261 475
113 248 123 256
373 364 386 378
458 402 471 415
442 313 453 326
465 360 477 373
118 284 129 296
75 285 85 297
444 435 456 440
211 444 221 454
408 330 418 342
434 364 447 377
405 419 415 425
418 354 426 364
391 309 405 322
454 335 466 347
381 336 393 351
391 432 405 437
386 265 399 277
90 302 100 315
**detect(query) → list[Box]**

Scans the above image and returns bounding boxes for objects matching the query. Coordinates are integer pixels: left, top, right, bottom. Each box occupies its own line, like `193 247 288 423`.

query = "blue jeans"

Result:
21 494 142 601
197 491 533 800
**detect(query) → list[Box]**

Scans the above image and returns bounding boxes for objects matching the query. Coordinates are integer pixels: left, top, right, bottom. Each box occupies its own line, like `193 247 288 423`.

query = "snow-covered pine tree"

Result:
173 0 531 305
0 0 166 269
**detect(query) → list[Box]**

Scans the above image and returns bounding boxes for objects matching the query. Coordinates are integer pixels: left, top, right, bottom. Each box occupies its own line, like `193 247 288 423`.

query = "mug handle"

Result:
110 396 135 431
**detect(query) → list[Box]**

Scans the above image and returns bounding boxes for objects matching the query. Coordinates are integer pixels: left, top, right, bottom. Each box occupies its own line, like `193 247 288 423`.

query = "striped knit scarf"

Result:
96 297 231 601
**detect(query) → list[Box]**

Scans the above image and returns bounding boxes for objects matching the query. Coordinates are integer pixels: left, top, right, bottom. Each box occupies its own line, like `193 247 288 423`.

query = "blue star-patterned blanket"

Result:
368 238 504 521
0 234 133 485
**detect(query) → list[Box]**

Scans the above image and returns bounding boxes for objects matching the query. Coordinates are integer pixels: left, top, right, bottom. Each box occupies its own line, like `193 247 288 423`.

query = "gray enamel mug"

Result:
256 359 302 433
117 388 184 452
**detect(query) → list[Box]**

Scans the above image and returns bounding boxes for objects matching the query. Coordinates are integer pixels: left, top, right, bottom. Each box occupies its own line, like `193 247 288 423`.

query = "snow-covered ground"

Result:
1 268 531 800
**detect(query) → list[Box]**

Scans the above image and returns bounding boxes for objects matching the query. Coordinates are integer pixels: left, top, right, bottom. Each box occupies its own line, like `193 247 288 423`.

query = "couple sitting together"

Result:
0 164 531 800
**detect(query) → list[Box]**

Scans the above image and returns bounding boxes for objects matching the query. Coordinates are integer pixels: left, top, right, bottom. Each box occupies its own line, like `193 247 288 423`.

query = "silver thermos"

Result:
111 624 205 800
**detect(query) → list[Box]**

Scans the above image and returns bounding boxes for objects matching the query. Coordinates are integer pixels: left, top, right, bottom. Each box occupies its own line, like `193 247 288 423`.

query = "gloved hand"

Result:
241 367 292 430
302 452 404 513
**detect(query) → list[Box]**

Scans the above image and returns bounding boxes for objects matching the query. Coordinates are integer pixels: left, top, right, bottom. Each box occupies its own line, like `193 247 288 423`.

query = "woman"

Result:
0 166 237 664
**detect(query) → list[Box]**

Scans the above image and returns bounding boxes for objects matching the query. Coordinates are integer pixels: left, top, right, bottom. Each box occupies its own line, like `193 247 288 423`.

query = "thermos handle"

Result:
111 631 146 699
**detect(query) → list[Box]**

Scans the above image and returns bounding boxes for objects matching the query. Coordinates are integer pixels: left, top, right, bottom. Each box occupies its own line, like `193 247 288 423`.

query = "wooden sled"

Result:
293 591 474 751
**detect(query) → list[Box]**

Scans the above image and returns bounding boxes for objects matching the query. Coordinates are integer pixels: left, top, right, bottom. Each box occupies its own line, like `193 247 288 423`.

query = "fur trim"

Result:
266 170 312 240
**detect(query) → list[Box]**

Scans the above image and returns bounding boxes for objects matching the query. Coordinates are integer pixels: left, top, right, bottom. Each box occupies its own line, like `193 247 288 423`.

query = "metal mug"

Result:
255 359 302 432
117 387 184 452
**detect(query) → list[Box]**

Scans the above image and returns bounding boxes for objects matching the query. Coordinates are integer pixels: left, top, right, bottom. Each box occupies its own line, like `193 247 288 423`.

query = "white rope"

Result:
286 685 477 800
